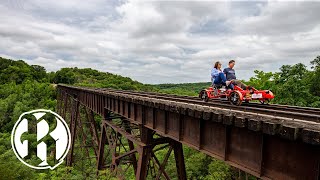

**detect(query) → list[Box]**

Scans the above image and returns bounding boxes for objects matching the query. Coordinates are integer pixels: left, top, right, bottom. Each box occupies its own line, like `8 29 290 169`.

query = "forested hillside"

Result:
52 67 156 91
152 82 211 96
0 56 319 179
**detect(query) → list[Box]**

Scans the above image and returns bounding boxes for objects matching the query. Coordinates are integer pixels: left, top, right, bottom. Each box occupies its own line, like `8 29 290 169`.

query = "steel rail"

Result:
95 87 320 113
94 88 320 123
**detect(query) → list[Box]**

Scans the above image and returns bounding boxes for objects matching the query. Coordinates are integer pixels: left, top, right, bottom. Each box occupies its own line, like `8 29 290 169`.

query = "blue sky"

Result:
0 0 319 84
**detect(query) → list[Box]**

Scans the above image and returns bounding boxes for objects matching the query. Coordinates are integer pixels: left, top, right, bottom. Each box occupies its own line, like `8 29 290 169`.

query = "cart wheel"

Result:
260 99 270 105
200 91 209 102
229 91 242 106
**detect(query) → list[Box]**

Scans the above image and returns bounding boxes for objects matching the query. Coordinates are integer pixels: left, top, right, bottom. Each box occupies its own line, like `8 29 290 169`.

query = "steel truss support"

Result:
59 92 187 179
62 94 100 170
96 109 187 180
66 95 80 166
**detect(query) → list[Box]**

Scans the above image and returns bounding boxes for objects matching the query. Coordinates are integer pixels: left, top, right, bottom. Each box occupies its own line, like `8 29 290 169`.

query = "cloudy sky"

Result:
0 0 319 84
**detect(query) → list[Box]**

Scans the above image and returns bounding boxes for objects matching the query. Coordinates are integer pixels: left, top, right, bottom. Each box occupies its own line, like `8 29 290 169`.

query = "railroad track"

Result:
92 88 320 123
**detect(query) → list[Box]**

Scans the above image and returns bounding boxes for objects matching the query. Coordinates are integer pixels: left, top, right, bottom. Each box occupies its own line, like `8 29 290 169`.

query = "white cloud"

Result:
234 2 320 35
0 0 319 84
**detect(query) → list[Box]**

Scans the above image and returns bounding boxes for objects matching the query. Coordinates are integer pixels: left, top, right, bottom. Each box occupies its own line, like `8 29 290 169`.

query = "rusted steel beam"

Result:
97 123 107 170
136 145 152 180
173 141 187 180
62 92 68 120
104 119 146 147
155 146 172 180
152 137 172 147
152 144 170 153
88 109 100 144
151 151 171 180
84 108 99 156
258 134 265 177
123 120 138 174
56 89 62 115
136 126 153 180
67 97 80 166
76 108 90 158
114 149 137 161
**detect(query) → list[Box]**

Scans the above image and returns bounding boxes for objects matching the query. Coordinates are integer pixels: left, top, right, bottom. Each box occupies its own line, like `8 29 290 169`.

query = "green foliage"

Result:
184 148 213 179
0 57 48 84
53 68 76 84
0 133 38 179
0 81 56 132
310 56 320 96
53 67 156 91
153 82 211 96
205 159 232 180
245 70 275 90
244 61 320 107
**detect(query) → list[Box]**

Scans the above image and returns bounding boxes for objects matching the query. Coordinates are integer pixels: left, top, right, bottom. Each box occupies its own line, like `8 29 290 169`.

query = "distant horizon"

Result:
2 55 317 85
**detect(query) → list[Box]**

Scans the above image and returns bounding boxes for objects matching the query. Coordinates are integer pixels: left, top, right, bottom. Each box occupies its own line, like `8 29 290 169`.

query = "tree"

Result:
310 56 320 96
311 56 320 70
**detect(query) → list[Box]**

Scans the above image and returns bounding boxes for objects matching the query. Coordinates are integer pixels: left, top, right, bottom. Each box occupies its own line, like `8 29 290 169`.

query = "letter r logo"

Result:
11 109 71 170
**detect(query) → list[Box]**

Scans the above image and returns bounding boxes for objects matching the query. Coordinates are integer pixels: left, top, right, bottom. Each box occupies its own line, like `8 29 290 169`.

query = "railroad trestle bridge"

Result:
57 84 320 180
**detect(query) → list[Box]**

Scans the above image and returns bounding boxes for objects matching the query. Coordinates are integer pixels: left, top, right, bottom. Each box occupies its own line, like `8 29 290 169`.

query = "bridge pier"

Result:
173 141 187 180
66 96 79 166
